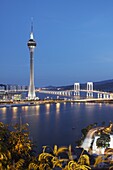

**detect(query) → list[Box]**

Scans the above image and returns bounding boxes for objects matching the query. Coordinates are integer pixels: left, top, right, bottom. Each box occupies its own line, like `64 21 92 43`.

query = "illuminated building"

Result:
27 23 36 99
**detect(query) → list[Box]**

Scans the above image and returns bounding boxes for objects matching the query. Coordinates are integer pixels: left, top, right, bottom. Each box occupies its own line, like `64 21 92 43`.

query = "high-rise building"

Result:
27 23 36 99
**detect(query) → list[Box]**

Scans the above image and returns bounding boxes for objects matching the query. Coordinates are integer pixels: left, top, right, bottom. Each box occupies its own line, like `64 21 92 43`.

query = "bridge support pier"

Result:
103 93 109 99
98 93 102 98
68 91 71 96
87 82 93 98
110 94 113 99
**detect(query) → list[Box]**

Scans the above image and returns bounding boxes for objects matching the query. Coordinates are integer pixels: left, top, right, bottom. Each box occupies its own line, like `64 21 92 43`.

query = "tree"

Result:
0 122 35 169
96 134 110 148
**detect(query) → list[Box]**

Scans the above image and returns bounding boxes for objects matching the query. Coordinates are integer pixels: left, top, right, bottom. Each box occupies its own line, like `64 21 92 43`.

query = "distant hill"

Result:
94 79 113 92
46 79 113 92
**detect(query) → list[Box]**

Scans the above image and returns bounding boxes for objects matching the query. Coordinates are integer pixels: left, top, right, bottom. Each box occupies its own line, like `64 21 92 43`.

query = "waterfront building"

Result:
12 94 22 100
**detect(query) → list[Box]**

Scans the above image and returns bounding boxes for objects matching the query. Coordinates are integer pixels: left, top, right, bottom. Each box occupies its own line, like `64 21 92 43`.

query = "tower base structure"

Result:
28 87 36 100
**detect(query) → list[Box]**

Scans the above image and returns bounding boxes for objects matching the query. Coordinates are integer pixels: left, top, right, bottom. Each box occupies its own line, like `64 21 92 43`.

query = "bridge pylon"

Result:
74 83 80 96
87 82 93 98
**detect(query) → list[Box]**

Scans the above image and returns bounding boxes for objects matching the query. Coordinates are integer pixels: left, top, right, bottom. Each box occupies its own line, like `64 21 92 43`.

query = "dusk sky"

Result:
0 0 113 87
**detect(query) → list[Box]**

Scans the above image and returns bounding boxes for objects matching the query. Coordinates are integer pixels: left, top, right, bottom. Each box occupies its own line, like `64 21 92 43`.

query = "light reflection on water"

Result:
12 107 18 119
1 107 7 114
45 103 50 115
99 103 102 108
0 103 113 152
56 103 60 114
0 107 7 119
22 106 29 112
84 103 95 111
12 107 18 113
71 102 73 106
35 105 40 116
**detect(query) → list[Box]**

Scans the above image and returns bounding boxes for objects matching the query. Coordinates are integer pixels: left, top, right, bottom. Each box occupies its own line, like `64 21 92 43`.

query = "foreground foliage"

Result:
0 121 113 169
0 121 34 169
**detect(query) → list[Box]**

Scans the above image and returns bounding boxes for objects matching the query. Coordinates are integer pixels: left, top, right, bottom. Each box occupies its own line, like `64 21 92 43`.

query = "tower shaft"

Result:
28 50 36 99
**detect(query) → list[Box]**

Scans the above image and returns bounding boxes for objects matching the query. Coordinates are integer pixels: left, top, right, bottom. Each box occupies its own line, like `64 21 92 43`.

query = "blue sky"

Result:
0 0 113 87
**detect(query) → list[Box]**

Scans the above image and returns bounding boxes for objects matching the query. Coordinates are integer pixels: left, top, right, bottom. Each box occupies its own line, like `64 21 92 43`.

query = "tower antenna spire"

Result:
30 17 34 40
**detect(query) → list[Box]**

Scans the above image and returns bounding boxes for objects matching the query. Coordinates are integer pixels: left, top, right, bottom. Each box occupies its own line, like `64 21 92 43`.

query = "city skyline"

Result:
0 0 113 87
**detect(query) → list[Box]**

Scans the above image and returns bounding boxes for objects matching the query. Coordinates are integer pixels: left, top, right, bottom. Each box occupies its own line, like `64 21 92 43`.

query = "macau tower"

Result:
27 23 36 100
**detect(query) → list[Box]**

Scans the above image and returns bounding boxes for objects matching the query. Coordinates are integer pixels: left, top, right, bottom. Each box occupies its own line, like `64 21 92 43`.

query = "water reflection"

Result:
12 107 18 119
56 103 60 114
45 103 50 115
12 107 18 113
22 106 29 112
1 107 7 114
35 105 40 115
63 102 66 109
84 103 95 112
0 107 7 119
55 103 60 128
99 103 102 108
71 102 73 106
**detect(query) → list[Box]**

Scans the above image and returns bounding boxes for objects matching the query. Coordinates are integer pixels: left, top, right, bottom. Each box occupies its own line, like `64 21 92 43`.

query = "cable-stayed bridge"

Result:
39 82 113 101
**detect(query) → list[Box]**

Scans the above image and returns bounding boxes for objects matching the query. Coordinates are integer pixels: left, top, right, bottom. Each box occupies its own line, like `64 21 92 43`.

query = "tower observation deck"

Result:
27 23 36 100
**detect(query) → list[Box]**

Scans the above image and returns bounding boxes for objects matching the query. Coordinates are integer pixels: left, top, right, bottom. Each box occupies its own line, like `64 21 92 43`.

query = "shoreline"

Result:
0 98 113 108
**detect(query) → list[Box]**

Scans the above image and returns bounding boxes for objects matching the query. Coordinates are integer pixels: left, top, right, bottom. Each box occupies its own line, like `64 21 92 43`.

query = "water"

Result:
0 102 113 153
